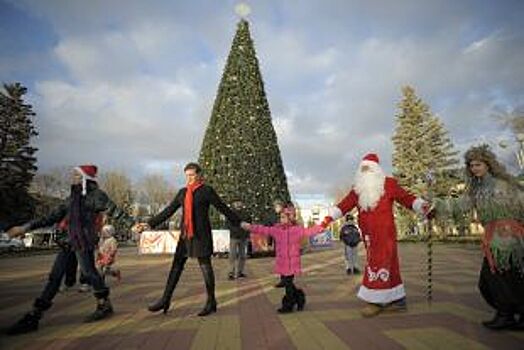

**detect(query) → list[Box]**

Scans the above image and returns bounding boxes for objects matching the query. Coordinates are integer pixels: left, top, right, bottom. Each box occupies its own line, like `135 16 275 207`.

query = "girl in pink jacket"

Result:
241 205 325 313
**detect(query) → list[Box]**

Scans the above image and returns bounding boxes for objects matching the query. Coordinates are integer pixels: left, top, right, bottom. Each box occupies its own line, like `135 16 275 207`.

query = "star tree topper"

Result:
235 2 251 18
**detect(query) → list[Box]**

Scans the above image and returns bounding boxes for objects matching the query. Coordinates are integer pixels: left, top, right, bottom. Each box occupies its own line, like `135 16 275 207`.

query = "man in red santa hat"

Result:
322 153 431 317
5 165 136 335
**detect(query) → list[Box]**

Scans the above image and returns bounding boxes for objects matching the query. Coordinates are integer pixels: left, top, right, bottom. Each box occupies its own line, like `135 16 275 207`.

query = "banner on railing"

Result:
139 229 232 254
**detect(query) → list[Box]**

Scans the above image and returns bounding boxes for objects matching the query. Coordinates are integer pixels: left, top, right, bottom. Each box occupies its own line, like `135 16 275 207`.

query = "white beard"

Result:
354 162 386 211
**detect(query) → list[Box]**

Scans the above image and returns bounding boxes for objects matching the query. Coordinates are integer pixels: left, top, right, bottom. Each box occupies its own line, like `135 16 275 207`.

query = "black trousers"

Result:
64 250 89 287
35 246 109 311
282 275 297 297
478 258 524 315
161 242 215 302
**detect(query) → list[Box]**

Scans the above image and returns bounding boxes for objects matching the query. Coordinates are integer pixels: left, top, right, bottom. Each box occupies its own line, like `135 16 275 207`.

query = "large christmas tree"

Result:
198 19 290 225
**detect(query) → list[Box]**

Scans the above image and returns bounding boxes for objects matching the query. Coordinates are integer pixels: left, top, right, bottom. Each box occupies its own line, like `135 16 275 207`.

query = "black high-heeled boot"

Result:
198 259 217 317
198 298 217 317
148 261 184 314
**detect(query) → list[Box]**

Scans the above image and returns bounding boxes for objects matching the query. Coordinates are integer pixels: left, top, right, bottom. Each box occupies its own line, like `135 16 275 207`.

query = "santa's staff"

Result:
424 169 436 305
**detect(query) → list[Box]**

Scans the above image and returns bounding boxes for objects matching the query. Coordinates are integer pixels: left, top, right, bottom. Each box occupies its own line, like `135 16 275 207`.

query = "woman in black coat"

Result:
137 162 240 316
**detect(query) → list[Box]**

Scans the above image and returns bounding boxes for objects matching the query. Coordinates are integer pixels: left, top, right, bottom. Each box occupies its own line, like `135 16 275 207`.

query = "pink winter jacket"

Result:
249 224 325 276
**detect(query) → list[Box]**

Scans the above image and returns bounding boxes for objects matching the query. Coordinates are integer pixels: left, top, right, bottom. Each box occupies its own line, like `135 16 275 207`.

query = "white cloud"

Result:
4 0 524 195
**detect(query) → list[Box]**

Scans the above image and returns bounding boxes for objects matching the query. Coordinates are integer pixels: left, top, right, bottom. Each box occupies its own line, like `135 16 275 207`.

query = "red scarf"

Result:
184 181 204 239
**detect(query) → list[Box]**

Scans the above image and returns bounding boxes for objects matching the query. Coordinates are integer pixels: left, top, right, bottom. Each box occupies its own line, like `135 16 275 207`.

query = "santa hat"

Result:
362 153 380 164
75 165 98 195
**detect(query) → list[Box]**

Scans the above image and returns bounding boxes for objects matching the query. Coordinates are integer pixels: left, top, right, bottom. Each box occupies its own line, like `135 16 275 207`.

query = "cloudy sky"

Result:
1 0 523 198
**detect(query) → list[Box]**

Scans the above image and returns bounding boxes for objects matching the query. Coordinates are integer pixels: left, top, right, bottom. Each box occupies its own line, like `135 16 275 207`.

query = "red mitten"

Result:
320 216 334 228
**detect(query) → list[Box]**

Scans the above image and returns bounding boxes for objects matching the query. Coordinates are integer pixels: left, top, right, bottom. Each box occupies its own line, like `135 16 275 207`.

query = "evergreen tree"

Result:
198 19 290 226
0 83 38 229
392 86 459 235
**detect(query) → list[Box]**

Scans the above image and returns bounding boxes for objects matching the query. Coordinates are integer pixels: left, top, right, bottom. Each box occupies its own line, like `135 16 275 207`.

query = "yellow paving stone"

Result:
190 315 221 350
216 315 241 350
280 313 350 350
384 327 489 350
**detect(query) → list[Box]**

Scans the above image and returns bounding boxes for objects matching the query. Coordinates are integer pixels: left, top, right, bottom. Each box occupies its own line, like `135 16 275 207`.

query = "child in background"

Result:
97 225 121 282
241 206 324 313
339 214 362 275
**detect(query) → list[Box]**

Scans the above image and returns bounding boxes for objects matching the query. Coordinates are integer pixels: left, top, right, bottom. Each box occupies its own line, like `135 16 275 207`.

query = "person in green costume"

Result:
437 145 524 330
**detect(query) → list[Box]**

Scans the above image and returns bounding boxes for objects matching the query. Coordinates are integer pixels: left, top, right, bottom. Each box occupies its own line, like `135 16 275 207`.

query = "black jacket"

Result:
27 181 134 250
227 208 251 240
148 184 240 257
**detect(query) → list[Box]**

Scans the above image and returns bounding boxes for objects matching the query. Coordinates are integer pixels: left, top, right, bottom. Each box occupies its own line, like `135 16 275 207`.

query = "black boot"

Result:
6 310 41 335
482 311 516 330
198 260 217 317
198 298 217 317
84 298 113 323
295 289 306 311
277 294 295 314
148 262 184 314
6 298 51 336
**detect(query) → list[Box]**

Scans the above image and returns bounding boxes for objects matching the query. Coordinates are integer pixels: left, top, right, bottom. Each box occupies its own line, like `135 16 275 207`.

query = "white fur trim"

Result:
412 198 426 215
75 166 96 196
361 159 379 167
357 284 406 304
328 206 343 220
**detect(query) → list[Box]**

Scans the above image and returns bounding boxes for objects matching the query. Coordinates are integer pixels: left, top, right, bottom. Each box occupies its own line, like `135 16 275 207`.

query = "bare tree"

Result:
30 166 70 199
99 170 134 209
494 106 524 170
137 174 176 214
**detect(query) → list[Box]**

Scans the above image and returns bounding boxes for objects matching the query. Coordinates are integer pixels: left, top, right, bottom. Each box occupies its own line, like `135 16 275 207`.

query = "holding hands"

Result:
320 216 333 229
132 223 151 234
240 222 251 231
6 226 27 239
421 202 436 220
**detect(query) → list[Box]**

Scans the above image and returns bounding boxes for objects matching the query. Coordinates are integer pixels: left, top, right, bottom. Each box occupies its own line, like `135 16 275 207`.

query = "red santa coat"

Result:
330 177 425 304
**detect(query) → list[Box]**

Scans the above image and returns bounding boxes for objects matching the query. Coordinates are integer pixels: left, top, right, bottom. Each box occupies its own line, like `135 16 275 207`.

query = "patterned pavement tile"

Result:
0 242 522 350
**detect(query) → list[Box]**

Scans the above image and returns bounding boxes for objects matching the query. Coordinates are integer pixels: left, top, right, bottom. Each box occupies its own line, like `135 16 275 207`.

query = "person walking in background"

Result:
228 200 251 280
339 214 361 275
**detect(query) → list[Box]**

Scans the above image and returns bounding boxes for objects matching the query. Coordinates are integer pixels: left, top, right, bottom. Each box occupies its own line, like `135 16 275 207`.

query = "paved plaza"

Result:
0 242 522 349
